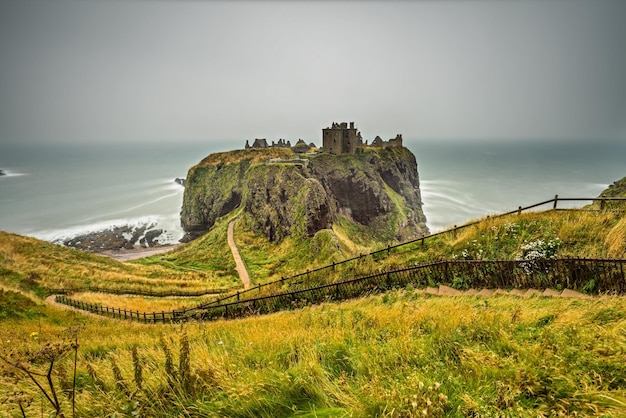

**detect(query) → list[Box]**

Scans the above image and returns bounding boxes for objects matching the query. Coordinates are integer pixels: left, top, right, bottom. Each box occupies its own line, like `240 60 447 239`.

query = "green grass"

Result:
236 215 344 283
135 213 240 286
0 289 42 320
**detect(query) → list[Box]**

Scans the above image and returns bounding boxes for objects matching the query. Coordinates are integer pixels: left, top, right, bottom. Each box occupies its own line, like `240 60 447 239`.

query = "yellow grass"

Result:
0 231 238 295
3 292 626 416
68 292 215 312
605 216 626 258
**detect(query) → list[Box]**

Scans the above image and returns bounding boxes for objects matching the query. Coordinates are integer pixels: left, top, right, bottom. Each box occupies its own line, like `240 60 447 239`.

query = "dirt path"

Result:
228 218 250 289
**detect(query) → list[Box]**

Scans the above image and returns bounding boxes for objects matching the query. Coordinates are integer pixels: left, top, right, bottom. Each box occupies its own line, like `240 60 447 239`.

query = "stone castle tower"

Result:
322 122 363 155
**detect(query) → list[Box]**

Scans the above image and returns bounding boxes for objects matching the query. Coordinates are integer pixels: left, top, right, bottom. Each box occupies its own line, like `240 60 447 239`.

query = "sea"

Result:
0 138 624 244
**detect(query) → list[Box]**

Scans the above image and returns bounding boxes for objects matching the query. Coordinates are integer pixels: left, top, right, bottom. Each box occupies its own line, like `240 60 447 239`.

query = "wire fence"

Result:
55 257 626 323
182 196 626 309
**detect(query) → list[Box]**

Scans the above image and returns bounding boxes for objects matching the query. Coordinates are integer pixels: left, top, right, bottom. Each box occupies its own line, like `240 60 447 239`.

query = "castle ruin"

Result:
243 122 403 155
371 134 403 150
323 122 403 155
322 122 363 155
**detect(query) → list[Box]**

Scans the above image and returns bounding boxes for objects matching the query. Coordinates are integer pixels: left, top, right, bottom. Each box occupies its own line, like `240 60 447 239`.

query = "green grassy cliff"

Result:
181 147 428 245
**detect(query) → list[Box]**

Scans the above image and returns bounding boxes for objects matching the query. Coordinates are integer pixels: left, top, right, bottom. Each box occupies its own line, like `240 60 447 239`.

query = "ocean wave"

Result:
31 215 184 245
90 191 181 220
78 179 184 223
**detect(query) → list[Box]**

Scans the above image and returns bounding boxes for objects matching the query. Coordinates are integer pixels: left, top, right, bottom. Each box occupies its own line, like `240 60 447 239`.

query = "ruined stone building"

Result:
245 138 299 150
243 122 403 155
245 138 269 149
371 134 403 149
322 122 403 154
322 122 363 155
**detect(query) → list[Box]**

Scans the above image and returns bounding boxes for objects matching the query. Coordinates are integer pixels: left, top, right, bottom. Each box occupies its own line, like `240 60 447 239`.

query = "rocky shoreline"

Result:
59 224 171 253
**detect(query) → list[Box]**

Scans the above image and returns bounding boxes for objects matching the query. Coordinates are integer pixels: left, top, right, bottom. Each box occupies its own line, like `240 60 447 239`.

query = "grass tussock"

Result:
605 216 626 258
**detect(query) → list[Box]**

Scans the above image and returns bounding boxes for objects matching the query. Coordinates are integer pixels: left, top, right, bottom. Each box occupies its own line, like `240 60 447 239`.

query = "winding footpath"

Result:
45 285 598 321
227 218 251 289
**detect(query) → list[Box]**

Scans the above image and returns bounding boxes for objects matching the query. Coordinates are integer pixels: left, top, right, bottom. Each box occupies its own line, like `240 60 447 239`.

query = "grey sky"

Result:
1 0 625 144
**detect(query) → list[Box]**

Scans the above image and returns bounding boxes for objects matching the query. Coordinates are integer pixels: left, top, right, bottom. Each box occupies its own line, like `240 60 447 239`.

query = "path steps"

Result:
418 287 593 299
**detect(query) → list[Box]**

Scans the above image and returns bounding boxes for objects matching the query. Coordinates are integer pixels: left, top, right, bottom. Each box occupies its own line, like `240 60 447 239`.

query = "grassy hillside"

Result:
1 179 626 416
600 175 626 198
147 206 626 291
0 230 240 296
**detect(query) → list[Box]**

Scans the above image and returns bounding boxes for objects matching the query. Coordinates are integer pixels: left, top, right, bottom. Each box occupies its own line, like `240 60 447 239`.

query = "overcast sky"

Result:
1 0 625 144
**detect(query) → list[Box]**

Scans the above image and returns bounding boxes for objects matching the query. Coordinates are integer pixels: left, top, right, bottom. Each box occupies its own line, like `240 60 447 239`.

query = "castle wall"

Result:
322 128 343 155
322 122 360 155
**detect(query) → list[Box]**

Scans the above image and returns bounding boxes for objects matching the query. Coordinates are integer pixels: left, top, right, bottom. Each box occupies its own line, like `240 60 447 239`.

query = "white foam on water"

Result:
33 215 161 243
420 179 493 231
0 169 28 177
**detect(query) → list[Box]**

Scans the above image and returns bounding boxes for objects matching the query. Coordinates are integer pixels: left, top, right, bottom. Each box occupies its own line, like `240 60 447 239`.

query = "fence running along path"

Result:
158 196 626 311
55 257 626 323
53 196 626 322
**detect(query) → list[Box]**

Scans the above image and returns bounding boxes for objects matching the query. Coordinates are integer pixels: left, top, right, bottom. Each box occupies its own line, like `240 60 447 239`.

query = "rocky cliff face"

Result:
180 147 428 243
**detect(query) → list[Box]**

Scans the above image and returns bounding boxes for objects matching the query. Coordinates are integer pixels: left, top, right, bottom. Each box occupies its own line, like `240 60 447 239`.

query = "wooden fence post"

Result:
518 206 522 215
553 195 559 210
